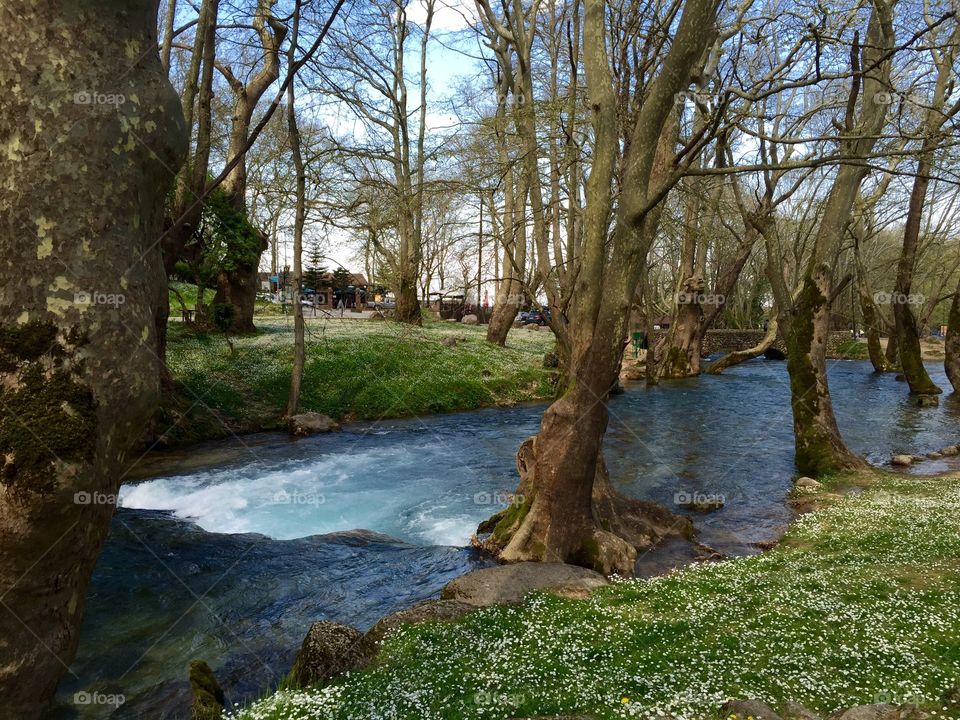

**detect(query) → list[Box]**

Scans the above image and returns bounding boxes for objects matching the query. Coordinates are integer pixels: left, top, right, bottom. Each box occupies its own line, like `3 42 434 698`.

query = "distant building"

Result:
259 270 369 309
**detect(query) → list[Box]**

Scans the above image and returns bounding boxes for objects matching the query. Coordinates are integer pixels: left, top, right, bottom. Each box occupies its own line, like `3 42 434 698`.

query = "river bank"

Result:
229 467 960 720
154 318 557 447
153 316 897 451
55 359 960 718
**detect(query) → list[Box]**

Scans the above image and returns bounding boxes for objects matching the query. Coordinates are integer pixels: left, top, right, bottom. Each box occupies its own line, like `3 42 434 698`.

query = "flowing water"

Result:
48 359 960 718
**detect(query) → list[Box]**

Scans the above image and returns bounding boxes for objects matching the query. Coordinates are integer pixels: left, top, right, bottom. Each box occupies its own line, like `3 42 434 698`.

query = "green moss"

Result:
0 319 58 361
0 321 96 493
189 660 224 720
784 277 847 477
490 496 532 544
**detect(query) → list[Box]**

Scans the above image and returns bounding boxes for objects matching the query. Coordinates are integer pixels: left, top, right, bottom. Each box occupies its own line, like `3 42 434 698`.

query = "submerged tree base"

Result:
475 437 695 576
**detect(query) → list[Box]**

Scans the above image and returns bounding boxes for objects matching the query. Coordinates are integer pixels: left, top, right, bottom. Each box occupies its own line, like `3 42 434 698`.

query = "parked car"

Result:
519 308 551 326
367 299 396 310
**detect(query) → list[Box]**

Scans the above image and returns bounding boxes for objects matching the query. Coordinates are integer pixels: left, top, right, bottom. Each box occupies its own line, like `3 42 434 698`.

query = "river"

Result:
48 359 960 718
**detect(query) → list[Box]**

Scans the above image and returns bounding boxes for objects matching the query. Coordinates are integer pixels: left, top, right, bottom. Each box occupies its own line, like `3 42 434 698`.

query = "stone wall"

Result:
648 328 854 357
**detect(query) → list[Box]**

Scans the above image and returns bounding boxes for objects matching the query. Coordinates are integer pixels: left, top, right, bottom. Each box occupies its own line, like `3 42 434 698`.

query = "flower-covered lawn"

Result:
230 472 960 720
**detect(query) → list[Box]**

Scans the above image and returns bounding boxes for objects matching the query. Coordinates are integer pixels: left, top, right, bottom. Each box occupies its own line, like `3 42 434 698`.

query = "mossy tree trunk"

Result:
893 147 942 397
0 1 185 715
780 0 893 477
945 285 960 392
853 232 888 372
479 0 720 575
211 0 286 333
889 19 959 395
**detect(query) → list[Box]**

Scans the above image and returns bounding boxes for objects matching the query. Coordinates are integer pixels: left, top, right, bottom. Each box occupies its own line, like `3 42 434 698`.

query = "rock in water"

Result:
461 314 479 325
721 699 783 720
287 621 365 689
189 660 224 720
441 563 609 607
890 454 913 467
288 412 341 436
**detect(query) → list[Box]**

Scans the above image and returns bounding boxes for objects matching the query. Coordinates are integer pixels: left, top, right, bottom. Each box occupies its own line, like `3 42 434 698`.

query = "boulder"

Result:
441 336 458 348
828 705 897 720
926 452 943 460
288 412 341 436
286 621 366 689
441 562 610 607
722 699 783 720
358 599 476 661
189 660 224 720
783 701 821 720
829 704 931 720
689 497 725 512
795 476 823 491
941 445 959 457
461 314 479 325
891 454 913 467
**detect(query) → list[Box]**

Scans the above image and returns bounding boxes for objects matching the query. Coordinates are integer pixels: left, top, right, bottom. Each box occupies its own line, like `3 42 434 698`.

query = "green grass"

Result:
833 338 870 360
159 316 556 444
228 472 960 720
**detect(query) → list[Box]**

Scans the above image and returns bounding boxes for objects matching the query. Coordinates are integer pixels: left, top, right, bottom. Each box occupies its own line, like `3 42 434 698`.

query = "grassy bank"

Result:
159 317 557 445
230 470 960 720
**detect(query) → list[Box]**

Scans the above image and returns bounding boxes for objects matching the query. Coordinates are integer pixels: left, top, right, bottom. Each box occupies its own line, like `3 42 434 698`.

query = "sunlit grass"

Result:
160 316 556 443
228 472 960 720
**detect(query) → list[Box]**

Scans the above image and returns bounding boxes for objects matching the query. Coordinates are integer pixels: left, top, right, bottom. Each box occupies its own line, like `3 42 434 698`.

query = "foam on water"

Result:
121 441 506 546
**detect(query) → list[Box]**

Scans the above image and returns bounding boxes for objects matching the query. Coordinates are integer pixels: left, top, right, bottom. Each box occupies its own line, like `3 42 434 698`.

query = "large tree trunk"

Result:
784 275 867 475
782 1 892 476
479 325 693 574
893 148 941 397
0 1 185 715
393 272 422 325
945 287 960 392
212 0 286 332
478 0 720 575
852 233 888 372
